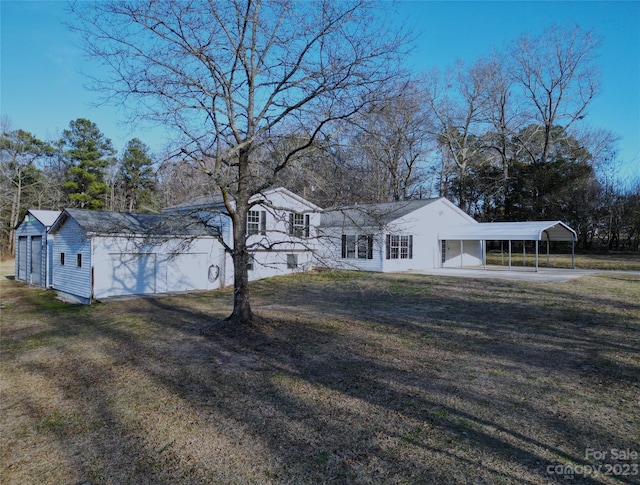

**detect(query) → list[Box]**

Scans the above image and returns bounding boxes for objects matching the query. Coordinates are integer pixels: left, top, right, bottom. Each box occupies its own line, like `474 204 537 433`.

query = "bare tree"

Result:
350 80 434 201
422 60 490 212
71 0 407 323
508 24 601 166
0 124 53 255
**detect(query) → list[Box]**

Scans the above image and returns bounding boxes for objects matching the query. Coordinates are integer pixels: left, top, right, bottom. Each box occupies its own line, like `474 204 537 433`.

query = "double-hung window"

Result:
289 212 310 238
342 235 373 259
386 234 413 260
247 210 266 236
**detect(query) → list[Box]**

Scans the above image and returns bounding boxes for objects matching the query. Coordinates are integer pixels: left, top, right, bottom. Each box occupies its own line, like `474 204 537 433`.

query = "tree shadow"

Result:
5 272 638 483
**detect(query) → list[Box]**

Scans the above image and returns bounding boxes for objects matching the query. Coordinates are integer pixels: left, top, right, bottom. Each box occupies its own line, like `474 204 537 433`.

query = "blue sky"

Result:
1 0 639 180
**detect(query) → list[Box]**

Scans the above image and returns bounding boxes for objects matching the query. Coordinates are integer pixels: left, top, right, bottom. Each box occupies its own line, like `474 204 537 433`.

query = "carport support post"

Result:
483 240 487 270
547 239 550 267
460 240 464 268
572 240 575 269
523 240 526 266
508 240 512 269
535 240 539 272
501 241 504 265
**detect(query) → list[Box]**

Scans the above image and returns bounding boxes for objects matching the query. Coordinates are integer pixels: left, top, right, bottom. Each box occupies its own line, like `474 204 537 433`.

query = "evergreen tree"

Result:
60 118 115 209
119 138 157 212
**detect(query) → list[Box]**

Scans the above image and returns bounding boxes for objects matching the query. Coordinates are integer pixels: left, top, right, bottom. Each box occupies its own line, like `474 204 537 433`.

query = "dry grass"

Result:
485 251 640 271
1 259 639 484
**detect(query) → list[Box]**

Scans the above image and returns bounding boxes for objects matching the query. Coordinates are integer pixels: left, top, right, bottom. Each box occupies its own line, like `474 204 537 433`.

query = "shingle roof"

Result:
55 209 219 237
163 194 226 211
319 199 439 228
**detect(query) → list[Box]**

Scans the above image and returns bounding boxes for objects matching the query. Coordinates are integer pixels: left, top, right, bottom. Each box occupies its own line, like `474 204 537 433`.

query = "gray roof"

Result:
52 209 220 237
163 194 226 211
319 199 439 228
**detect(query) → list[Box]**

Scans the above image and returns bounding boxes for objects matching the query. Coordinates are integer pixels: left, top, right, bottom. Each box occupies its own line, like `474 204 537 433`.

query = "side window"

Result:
247 211 267 236
289 212 309 238
246 254 255 271
287 254 298 269
386 235 413 260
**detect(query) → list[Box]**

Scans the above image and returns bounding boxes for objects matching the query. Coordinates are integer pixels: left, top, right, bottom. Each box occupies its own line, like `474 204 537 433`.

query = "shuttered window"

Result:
386 234 413 260
342 234 373 259
247 210 267 236
289 212 310 238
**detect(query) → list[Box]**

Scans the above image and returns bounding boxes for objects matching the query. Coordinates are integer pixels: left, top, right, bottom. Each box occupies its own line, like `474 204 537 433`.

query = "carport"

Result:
439 221 578 271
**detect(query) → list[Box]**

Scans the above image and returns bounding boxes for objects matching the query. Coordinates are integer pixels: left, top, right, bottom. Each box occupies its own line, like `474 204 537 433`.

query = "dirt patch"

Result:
1 268 639 484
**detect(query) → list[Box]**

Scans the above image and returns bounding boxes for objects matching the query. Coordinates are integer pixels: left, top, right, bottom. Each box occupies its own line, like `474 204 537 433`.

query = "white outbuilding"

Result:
49 209 223 303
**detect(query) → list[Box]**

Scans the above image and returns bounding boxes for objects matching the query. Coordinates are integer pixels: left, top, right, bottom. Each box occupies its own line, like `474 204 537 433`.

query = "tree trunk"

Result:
227 148 254 324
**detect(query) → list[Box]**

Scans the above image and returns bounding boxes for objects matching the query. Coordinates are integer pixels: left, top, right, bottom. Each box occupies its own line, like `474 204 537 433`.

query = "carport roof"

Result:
439 221 577 242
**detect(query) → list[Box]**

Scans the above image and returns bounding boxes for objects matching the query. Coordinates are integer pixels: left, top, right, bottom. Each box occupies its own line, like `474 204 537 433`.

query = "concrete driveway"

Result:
403 266 638 283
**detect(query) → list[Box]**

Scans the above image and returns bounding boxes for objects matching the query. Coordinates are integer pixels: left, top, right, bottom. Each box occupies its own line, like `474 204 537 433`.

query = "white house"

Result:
318 197 483 272
164 186 323 284
49 209 224 304
25 187 576 304
14 210 61 288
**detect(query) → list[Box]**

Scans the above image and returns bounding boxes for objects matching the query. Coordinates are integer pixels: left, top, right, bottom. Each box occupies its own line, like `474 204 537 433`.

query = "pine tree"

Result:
60 118 115 209
119 138 157 212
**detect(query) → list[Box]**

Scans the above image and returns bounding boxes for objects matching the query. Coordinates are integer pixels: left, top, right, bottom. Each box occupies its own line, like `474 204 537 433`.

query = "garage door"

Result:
17 236 27 281
30 236 42 285
163 253 208 293
95 253 157 299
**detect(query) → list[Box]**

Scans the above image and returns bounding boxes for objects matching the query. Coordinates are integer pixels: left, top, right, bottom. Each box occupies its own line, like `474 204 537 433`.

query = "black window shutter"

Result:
289 212 294 235
260 211 267 235
342 235 347 258
409 235 413 259
304 214 310 238
367 235 373 259
386 234 391 260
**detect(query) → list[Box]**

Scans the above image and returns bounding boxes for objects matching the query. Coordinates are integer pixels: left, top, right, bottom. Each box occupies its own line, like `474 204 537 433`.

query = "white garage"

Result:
49 209 223 304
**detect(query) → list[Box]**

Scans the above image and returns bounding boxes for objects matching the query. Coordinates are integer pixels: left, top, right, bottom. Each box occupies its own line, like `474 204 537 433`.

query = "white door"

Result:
95 253 157 298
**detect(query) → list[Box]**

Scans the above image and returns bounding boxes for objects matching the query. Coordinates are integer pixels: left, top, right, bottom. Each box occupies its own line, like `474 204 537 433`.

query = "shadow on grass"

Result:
3 272 639 484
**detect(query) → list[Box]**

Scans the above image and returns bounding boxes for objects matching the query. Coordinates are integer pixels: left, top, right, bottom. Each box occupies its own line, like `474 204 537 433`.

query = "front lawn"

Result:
1 263 638 484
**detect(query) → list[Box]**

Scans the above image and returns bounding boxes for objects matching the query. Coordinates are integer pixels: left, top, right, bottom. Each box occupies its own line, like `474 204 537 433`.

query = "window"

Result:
289 212 310 238
386 234 413 260
441 240 447 265
60 253 65 266
287 254 298 269
247 210 266 236
77 254 82 267
342 235 373 259
246 254 255 271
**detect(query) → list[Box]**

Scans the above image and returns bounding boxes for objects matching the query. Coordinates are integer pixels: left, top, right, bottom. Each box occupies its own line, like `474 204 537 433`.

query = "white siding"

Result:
91 235 223 300
382 198 479 272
